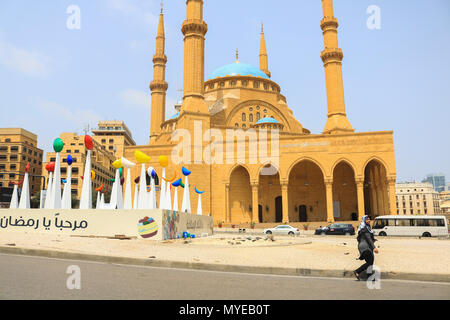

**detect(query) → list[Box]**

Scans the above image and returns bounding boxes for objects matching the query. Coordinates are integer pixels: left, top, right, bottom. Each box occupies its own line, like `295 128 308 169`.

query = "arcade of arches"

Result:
226 159 395 224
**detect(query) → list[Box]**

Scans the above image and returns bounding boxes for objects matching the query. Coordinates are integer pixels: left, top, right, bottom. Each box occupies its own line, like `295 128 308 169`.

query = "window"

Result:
0 155 6 160
10 164 16 170
396 219 412 227
242 124 246 129
253 81 260 89
5 139 10 142
235 123 239 128
11 146 18 152
72 168 79 174
220 82 225 87
249 114 254 122
50 157 56 162
230 80 236 87
75 150 80 153
0 146 7 151
71 179 78 185
263 83 269 90
242 113 246 121
101 139 106 143
256 112 261 121
0 164 5 169
242 80 248 87
10 155 17 161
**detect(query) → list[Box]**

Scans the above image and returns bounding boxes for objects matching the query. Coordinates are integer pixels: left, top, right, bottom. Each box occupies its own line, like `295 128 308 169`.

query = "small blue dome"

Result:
170 112 179 120
256 117 279 125
207 62 269 80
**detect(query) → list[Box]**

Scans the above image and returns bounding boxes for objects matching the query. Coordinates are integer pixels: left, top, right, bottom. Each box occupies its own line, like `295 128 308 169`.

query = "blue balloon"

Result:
182 167 191 176
172 179 182 187
195 186 205 194
151 170 156 178
67 155 73 166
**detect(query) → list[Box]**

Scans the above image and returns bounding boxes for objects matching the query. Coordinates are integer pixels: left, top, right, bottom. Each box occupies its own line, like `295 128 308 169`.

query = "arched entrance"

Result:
332 161 357 221
259 164 281 223
299 205 307 222
364 160 389 218
288 160 327 222
229 166 252 223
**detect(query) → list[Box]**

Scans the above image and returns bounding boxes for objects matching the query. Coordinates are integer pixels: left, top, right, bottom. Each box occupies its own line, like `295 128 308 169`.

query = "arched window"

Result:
249 114 253 122
242 113 246 121
242 124 246 129
256 112 261 121
253 81 260 89
235 123 239 127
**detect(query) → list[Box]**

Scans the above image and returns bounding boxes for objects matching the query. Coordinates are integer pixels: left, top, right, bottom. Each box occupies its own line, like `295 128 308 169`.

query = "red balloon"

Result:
84 135 94 151
45 162 55 172
25 162 30 173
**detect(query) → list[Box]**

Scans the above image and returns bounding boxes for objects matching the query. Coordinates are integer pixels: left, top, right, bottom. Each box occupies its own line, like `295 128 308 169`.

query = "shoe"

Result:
353 271 361 281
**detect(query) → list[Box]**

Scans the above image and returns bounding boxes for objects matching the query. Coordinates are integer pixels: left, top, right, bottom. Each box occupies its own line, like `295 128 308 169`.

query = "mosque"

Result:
124 0 397 224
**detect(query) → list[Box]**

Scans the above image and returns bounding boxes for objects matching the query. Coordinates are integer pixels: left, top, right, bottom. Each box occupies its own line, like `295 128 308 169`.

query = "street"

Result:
0 253 448 300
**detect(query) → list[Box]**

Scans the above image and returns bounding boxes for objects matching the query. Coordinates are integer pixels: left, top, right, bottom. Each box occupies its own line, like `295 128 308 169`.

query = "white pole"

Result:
79 150 92 209
18 172 30 209
51 152 62 209
9 185 18 209
44 172 53 209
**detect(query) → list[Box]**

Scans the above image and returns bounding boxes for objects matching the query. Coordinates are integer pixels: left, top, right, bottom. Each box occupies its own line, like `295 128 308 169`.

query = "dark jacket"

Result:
357 227 376 259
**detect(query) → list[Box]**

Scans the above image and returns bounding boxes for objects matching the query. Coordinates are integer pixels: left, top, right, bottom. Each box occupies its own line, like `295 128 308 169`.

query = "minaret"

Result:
149 3 168 142
180 0 209 114
259 23 271 78
320 0 354 134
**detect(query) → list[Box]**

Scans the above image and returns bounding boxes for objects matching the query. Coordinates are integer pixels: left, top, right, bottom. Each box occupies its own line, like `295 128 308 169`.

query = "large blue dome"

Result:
256 117 279 125
207 62 269 80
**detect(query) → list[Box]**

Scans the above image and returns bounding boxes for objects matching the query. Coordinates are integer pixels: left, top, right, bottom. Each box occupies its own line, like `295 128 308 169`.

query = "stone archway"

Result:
288 160 327 222
258 164 281 223
332 161 358 221
229 165 252 223
364 160 389 218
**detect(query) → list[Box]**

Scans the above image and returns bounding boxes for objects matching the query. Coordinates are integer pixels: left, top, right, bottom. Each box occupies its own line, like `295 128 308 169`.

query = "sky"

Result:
0 0 449 183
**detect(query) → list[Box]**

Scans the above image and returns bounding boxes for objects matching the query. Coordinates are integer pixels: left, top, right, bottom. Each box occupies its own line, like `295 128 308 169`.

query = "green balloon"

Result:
119 168 123 177
53 138 64 153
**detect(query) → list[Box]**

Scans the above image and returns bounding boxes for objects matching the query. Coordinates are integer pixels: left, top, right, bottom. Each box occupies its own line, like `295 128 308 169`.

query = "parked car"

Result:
264 225 300 236
314 223 355 236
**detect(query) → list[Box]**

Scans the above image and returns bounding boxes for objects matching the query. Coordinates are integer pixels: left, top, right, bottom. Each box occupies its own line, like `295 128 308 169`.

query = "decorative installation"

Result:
195 186 205 216
61 155 73 209
79 135 93 209
181 167 191 213
135 150 150 210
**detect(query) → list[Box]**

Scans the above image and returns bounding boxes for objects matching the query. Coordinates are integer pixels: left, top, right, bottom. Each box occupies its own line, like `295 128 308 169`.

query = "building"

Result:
396 183 441 215
91 120 136 158
123 0 397 224
0 128 44 204
42 133 116 201
422 174 446 193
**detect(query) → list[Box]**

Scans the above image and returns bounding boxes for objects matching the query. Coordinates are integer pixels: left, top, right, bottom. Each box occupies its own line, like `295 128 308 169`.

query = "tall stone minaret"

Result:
259 23 271 78
149 5 168 143
320 0 354 134
180 0 209 114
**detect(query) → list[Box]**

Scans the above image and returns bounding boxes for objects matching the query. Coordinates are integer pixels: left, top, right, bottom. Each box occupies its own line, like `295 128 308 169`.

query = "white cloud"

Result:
107 0 159 28
0 40 49 77
37 100 102 129
119 89 150 109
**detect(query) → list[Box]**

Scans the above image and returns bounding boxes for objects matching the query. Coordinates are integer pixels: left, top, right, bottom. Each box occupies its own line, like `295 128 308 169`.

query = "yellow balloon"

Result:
135 150 151 164
112 159 122 169
91 170 96 180
159 155 169 168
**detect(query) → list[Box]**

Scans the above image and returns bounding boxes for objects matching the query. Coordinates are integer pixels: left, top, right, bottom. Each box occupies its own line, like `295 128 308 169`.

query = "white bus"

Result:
372 215 449 238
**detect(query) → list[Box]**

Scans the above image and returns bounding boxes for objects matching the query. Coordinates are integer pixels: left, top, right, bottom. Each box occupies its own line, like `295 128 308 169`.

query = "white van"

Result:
373 215 448 238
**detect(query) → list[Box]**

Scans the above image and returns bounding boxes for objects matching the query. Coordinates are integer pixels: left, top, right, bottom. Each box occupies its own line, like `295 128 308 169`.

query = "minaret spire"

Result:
259 22 271 78
320 0 353 134
149 4 168 142
181 0 209 114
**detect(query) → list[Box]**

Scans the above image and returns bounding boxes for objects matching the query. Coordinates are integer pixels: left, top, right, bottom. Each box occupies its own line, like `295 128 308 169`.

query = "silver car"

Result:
264 225 300 236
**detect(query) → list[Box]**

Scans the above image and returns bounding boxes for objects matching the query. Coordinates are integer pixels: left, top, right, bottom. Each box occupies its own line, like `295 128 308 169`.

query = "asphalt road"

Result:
0 253 448 300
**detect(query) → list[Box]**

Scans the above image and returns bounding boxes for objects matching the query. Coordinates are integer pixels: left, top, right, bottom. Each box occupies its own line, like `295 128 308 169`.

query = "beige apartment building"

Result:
396 183 441 215
0 128 44 196
91 121 136 159
42 133 116 200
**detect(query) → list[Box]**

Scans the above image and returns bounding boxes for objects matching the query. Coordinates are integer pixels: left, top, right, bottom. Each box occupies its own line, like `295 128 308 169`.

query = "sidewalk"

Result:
0 232 449 282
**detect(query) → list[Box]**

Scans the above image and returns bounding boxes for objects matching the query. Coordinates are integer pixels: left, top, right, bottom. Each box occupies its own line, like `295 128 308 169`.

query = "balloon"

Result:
91 170 96 180
195 186 205 194
159 156 169 168
135 150 151 164
84 135 94 151
67 155 73 166
180 181 185 188
53 138 64 153
182 167 191 176
25 162 30 173
172 179 182 187
120 177 125 185
152 170 156 178
121 157 136 169
110 179 115 182
62 179 67 184
162 170 177 183
135 177 140 184
119 168 123 177
96 184 104 192
112 159 123 169
45 162 55 172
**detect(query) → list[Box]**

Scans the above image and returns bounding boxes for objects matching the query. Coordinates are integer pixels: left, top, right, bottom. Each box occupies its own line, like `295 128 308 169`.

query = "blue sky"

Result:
0 0 449 183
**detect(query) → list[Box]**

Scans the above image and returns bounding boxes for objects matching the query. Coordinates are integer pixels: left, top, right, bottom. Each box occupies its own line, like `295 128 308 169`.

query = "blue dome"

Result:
170 112 179 120
256 117 279 125
207 62 269 80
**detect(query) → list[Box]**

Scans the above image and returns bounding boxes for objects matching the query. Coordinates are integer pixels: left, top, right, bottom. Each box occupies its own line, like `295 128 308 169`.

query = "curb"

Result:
0 246 448 283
